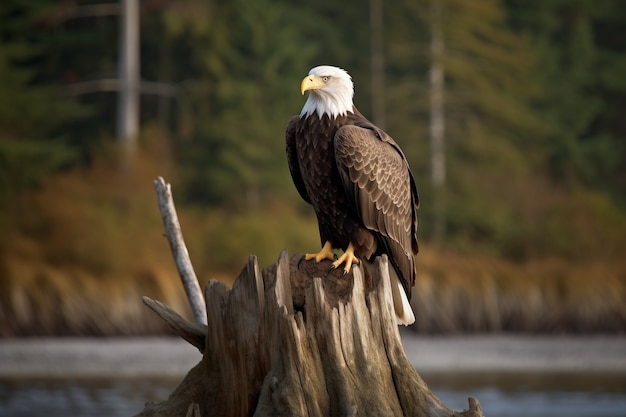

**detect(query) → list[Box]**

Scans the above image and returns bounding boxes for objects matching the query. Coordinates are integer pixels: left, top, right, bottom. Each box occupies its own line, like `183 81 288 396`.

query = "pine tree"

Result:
506 0 626 201
388 0 542 252
0 0 87 207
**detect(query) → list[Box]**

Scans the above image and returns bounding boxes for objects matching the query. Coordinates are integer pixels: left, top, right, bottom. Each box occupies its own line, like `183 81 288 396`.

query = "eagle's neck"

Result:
300 88 353 119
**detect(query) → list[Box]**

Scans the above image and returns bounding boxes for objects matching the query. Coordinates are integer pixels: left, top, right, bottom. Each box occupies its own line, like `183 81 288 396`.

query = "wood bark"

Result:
137 251 483 417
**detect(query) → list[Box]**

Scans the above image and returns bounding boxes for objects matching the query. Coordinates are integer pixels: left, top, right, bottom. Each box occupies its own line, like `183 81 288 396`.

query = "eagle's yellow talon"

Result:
331 243 359 275
305 241 335 263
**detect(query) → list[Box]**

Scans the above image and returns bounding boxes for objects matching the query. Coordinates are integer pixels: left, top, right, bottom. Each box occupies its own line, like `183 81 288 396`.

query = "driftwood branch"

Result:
153 176 207 326
142 296 206 352
138 177 484 417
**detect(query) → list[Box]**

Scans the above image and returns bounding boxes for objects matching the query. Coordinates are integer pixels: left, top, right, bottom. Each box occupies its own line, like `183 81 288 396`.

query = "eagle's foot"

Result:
305 241 335 264
331 243 360 275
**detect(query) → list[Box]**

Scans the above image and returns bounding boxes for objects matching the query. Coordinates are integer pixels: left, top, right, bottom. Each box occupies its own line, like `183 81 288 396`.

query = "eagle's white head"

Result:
300 65 354 119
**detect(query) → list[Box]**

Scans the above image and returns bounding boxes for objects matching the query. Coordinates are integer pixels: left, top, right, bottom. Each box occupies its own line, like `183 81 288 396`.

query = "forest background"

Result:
1 0 625 336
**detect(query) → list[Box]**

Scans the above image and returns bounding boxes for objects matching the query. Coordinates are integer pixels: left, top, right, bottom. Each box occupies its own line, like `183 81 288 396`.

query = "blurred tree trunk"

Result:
117 0 140 161
429 0 446 243
370 0 386 129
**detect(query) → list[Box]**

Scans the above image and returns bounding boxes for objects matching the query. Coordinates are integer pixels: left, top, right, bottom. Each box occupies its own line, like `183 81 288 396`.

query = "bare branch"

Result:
142 296 206 352
65 79 180 97
154 176 207 326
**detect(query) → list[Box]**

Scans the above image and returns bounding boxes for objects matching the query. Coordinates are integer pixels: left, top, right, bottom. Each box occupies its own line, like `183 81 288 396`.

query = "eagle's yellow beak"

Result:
301 75 326 95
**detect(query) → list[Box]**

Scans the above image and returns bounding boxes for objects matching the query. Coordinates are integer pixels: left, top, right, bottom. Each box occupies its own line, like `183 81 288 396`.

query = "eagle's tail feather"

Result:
389 267 415 326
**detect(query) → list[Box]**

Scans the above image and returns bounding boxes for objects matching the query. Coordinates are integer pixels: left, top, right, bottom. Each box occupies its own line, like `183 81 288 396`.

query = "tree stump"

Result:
138 250 483 417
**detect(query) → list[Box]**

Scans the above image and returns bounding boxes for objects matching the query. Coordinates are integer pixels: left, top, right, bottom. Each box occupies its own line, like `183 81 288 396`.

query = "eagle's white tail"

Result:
389 267 415 326
363 260 415 326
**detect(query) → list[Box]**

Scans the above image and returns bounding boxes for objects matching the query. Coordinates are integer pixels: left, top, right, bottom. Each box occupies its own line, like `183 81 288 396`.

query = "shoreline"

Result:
0 334 625 378
400 331 626 374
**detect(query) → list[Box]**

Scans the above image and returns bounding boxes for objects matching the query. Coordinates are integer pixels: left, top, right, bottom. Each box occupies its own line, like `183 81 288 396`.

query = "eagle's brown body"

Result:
286 107 419 298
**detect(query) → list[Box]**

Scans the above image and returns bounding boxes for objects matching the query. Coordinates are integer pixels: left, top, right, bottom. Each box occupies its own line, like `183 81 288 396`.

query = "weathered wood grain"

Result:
137 250 483 417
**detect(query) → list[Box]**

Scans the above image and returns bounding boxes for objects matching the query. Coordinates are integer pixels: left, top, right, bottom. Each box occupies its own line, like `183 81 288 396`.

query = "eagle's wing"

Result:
334 124 419 294
286 115 311 204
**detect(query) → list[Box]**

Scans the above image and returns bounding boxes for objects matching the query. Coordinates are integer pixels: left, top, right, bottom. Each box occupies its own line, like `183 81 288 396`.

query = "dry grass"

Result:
412 249 626 333
0 252 185 336
3 243 623 336
0 144 192 336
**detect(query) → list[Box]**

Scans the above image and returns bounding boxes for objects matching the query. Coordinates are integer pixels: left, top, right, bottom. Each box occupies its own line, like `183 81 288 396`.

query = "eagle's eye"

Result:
322 76 329 82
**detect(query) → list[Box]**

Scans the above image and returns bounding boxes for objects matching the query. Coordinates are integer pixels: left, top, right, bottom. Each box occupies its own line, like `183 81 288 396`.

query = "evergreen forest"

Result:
1 0 625 335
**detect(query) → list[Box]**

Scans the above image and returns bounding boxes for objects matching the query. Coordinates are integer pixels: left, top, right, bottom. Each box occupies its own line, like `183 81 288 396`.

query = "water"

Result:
1 373 625 417
0 377 179 417
425 373 626 417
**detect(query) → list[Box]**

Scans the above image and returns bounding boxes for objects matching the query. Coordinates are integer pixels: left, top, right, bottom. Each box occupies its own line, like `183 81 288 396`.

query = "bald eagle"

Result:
286 66 419 325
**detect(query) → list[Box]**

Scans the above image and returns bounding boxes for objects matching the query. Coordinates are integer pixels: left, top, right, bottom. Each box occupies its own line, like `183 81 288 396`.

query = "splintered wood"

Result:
138 250 483 417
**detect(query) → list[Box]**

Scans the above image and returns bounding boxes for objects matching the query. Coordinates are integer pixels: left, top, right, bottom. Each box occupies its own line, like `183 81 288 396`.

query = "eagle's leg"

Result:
305 240 336 263
331 242 360 275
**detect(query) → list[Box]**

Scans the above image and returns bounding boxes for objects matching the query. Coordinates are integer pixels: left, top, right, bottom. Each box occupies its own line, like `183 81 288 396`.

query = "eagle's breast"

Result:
295 113 353 248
